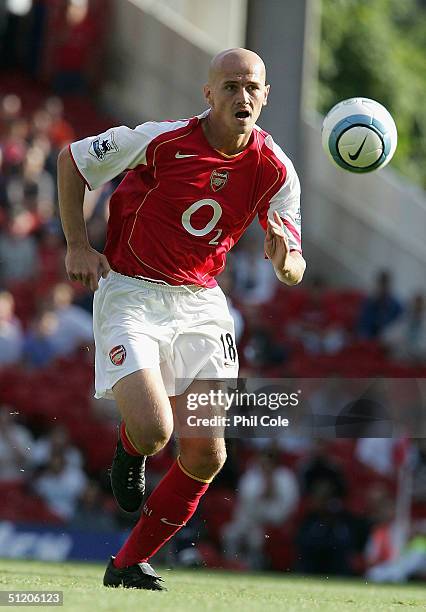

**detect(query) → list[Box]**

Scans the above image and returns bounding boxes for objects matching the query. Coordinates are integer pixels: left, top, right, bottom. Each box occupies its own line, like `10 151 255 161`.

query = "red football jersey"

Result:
70 110 301 287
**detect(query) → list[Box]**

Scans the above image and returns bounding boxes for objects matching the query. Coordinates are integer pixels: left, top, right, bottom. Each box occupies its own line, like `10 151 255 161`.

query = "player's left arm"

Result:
264 211 306 285
261 147 305 286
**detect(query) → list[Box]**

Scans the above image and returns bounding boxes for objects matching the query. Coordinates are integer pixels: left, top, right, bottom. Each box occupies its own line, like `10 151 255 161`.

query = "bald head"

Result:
203 47 270 148
208 48 266 85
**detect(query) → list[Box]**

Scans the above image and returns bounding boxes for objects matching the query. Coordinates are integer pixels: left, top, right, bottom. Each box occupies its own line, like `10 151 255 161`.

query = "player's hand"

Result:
65 245 111 292
264 211 290 275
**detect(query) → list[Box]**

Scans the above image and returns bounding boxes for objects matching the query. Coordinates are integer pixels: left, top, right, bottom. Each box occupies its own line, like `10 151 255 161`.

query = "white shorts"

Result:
93 271 239 398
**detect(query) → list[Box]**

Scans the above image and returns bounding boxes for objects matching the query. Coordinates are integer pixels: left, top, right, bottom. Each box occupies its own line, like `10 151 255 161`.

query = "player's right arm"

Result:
58 120 191 290
57 147 111 292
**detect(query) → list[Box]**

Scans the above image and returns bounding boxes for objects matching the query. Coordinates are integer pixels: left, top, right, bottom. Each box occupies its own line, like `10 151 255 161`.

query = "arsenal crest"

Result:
210 169 229 192
109 345 127 366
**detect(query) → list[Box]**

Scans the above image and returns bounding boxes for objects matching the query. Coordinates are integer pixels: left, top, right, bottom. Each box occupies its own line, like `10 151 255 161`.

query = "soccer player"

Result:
57 48 305 590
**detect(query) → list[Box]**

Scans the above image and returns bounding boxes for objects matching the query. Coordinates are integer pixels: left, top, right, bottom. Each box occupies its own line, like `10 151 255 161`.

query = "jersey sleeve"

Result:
69 125 155 190
69 120 192 191
258 139 302 253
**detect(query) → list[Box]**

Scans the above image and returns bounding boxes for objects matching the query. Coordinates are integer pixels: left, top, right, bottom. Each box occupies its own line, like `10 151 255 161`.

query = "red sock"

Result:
114 458 210 567
120 422 141 456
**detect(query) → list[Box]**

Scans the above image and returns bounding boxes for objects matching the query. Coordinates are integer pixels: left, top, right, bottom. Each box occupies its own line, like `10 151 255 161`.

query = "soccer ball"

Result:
321 97 397 173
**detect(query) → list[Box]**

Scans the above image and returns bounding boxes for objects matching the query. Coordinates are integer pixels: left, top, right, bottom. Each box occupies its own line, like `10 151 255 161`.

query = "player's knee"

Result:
210 449 227 476
138 437 168 456
133 423 172 456
200 448 227 478
183 446 227 479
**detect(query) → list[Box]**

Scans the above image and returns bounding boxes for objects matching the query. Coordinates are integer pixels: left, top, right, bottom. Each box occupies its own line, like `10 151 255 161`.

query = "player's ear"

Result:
203 84 213 107
263 84 270 106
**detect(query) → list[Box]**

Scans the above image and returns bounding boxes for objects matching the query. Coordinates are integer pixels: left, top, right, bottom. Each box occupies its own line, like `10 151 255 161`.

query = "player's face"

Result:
204 63 269 135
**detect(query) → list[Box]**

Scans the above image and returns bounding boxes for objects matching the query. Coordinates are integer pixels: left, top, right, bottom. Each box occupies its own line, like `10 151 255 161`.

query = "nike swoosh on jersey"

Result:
175 151 198 158
348 135 368 160
160 517 186 527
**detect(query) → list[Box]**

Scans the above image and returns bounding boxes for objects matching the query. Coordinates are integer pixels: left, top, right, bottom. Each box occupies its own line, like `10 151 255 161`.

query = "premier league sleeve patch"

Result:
109 345 127 366
89 131 119 161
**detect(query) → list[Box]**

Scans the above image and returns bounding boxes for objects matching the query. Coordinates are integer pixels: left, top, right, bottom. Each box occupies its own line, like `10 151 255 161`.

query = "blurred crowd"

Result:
1 0 108 95
0 33 425 580
0 89 113 369
0 405 120 530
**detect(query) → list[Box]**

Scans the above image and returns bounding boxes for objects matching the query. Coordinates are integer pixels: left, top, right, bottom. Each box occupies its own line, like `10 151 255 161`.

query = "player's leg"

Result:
113 368 173 456
175 377 228 479
93 273 175 513
132 285 237 562
111 382 224 571
105 283 236 588
109 368 174 514
104 401 225 589
103 368 175 591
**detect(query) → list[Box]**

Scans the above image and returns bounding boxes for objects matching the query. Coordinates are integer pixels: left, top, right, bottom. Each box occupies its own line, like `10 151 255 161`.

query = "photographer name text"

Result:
186 415 290 427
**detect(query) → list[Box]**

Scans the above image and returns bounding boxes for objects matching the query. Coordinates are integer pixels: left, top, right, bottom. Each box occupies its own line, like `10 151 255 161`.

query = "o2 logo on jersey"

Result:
210 169 229 192
182 199 223 246
109 345 127 366
89 131 119 161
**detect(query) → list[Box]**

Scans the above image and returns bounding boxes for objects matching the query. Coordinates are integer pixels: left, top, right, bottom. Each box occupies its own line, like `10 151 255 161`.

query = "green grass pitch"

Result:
0 559 424 611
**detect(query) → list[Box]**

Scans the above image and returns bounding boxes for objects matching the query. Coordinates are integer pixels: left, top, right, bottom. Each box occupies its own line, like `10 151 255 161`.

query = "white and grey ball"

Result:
321 97 397 173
